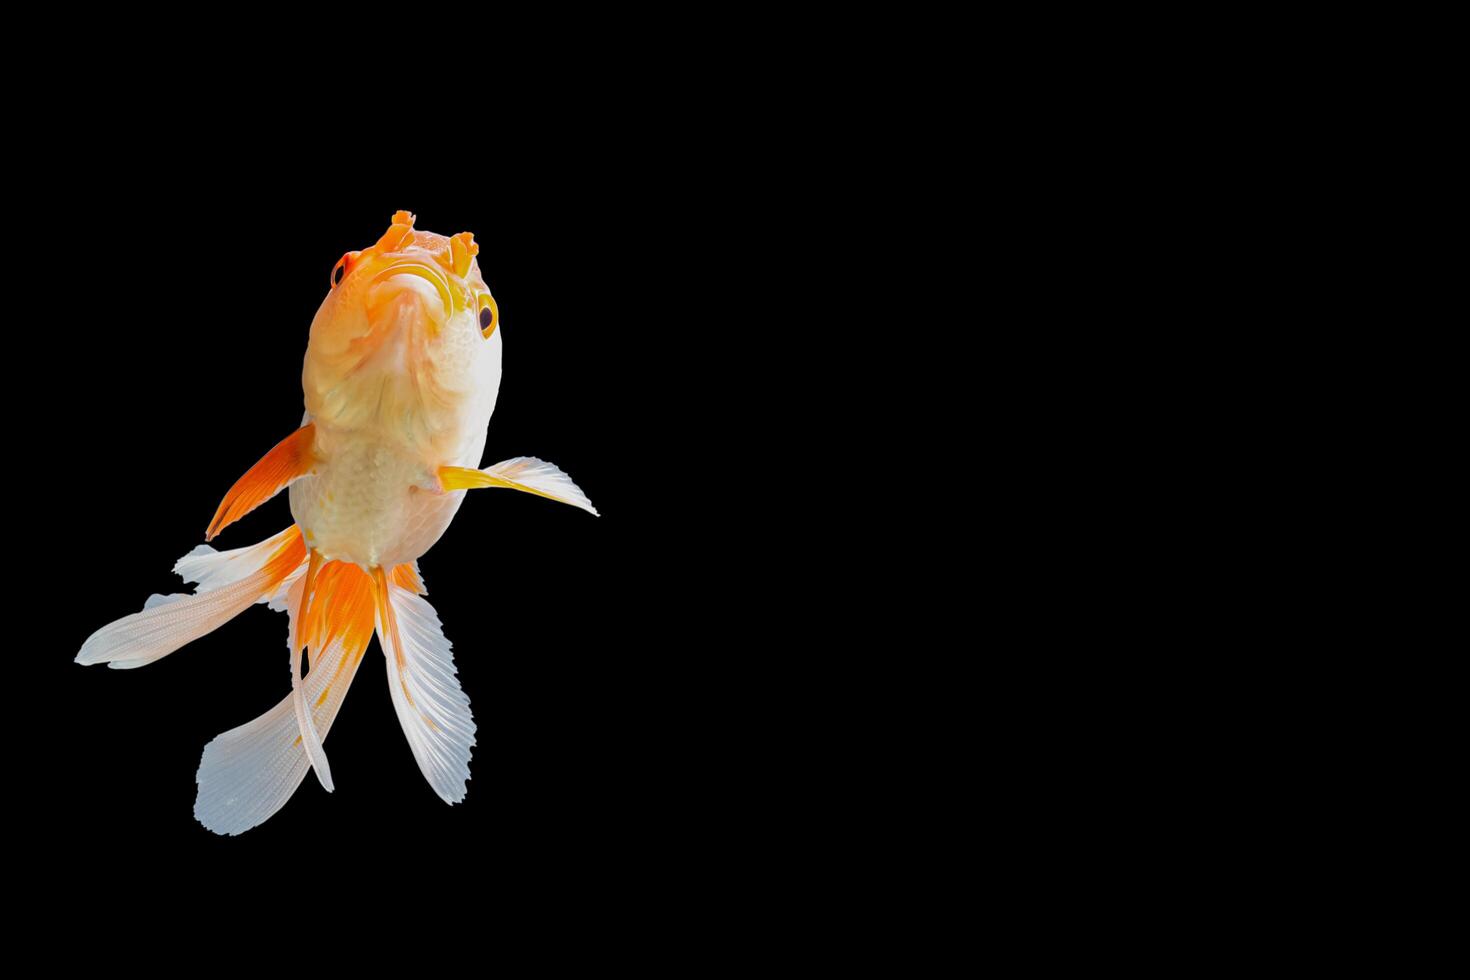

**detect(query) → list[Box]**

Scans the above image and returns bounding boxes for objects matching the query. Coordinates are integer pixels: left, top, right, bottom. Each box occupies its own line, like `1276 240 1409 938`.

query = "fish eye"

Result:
478 294 499 338
330 254 351 289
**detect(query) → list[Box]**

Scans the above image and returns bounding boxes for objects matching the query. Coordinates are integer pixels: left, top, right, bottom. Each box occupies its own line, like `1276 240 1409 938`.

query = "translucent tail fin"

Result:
74 526 307 669
372 567 477 804
194 559 378 835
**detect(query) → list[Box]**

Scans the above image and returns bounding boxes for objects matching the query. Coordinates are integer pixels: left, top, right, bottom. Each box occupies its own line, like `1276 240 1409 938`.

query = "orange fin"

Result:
371 566 414 710
392 562 426 595
196 556 376 835
207 424 317 541
291 549 333 792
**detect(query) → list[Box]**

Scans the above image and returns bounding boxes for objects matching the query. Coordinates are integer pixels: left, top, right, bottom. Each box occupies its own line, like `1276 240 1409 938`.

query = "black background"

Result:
22 148 753 895
6 42 890 949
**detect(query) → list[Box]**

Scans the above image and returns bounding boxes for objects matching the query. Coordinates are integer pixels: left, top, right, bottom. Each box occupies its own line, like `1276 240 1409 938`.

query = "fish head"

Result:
302 210 501 448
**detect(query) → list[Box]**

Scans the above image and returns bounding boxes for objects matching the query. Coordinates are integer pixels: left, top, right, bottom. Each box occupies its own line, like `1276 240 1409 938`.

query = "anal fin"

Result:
289 549 333 792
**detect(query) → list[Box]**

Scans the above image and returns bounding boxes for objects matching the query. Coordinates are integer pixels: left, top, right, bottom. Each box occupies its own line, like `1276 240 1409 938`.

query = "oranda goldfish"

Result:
75 210 597 835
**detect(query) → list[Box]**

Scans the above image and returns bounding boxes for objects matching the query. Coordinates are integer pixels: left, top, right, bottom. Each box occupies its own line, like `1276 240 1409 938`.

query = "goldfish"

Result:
75 209 598 835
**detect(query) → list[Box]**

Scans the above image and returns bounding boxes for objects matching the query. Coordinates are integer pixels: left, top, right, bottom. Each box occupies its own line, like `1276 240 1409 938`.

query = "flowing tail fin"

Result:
74 526 307 669
372 566 477 804
194 559 379 835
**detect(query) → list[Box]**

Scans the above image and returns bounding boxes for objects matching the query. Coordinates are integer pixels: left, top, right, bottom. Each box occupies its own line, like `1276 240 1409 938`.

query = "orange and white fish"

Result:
75 210 597 835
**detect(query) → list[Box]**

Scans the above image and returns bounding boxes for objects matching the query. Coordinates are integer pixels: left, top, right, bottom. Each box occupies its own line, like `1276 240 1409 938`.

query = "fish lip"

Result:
368 260 457 333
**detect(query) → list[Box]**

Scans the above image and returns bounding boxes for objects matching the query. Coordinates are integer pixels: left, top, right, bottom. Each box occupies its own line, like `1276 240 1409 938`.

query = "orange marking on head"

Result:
372 210 418 254
375 224 414 253
449 232 478 277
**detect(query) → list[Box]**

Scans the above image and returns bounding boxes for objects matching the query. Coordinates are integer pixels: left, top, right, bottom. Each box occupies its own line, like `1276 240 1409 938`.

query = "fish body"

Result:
75 210 597 834
294 216 504 568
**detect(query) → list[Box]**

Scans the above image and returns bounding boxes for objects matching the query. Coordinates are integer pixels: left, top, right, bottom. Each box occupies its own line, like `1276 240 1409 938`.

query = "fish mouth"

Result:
365 260 457 335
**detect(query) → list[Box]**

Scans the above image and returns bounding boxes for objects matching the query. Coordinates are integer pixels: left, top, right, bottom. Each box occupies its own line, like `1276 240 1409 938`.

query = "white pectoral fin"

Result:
438 457 599 516
374 572 476 804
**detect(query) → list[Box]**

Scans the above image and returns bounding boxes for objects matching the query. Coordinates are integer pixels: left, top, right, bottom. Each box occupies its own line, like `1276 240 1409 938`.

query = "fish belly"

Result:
291 324 500 568
289 434 465 568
